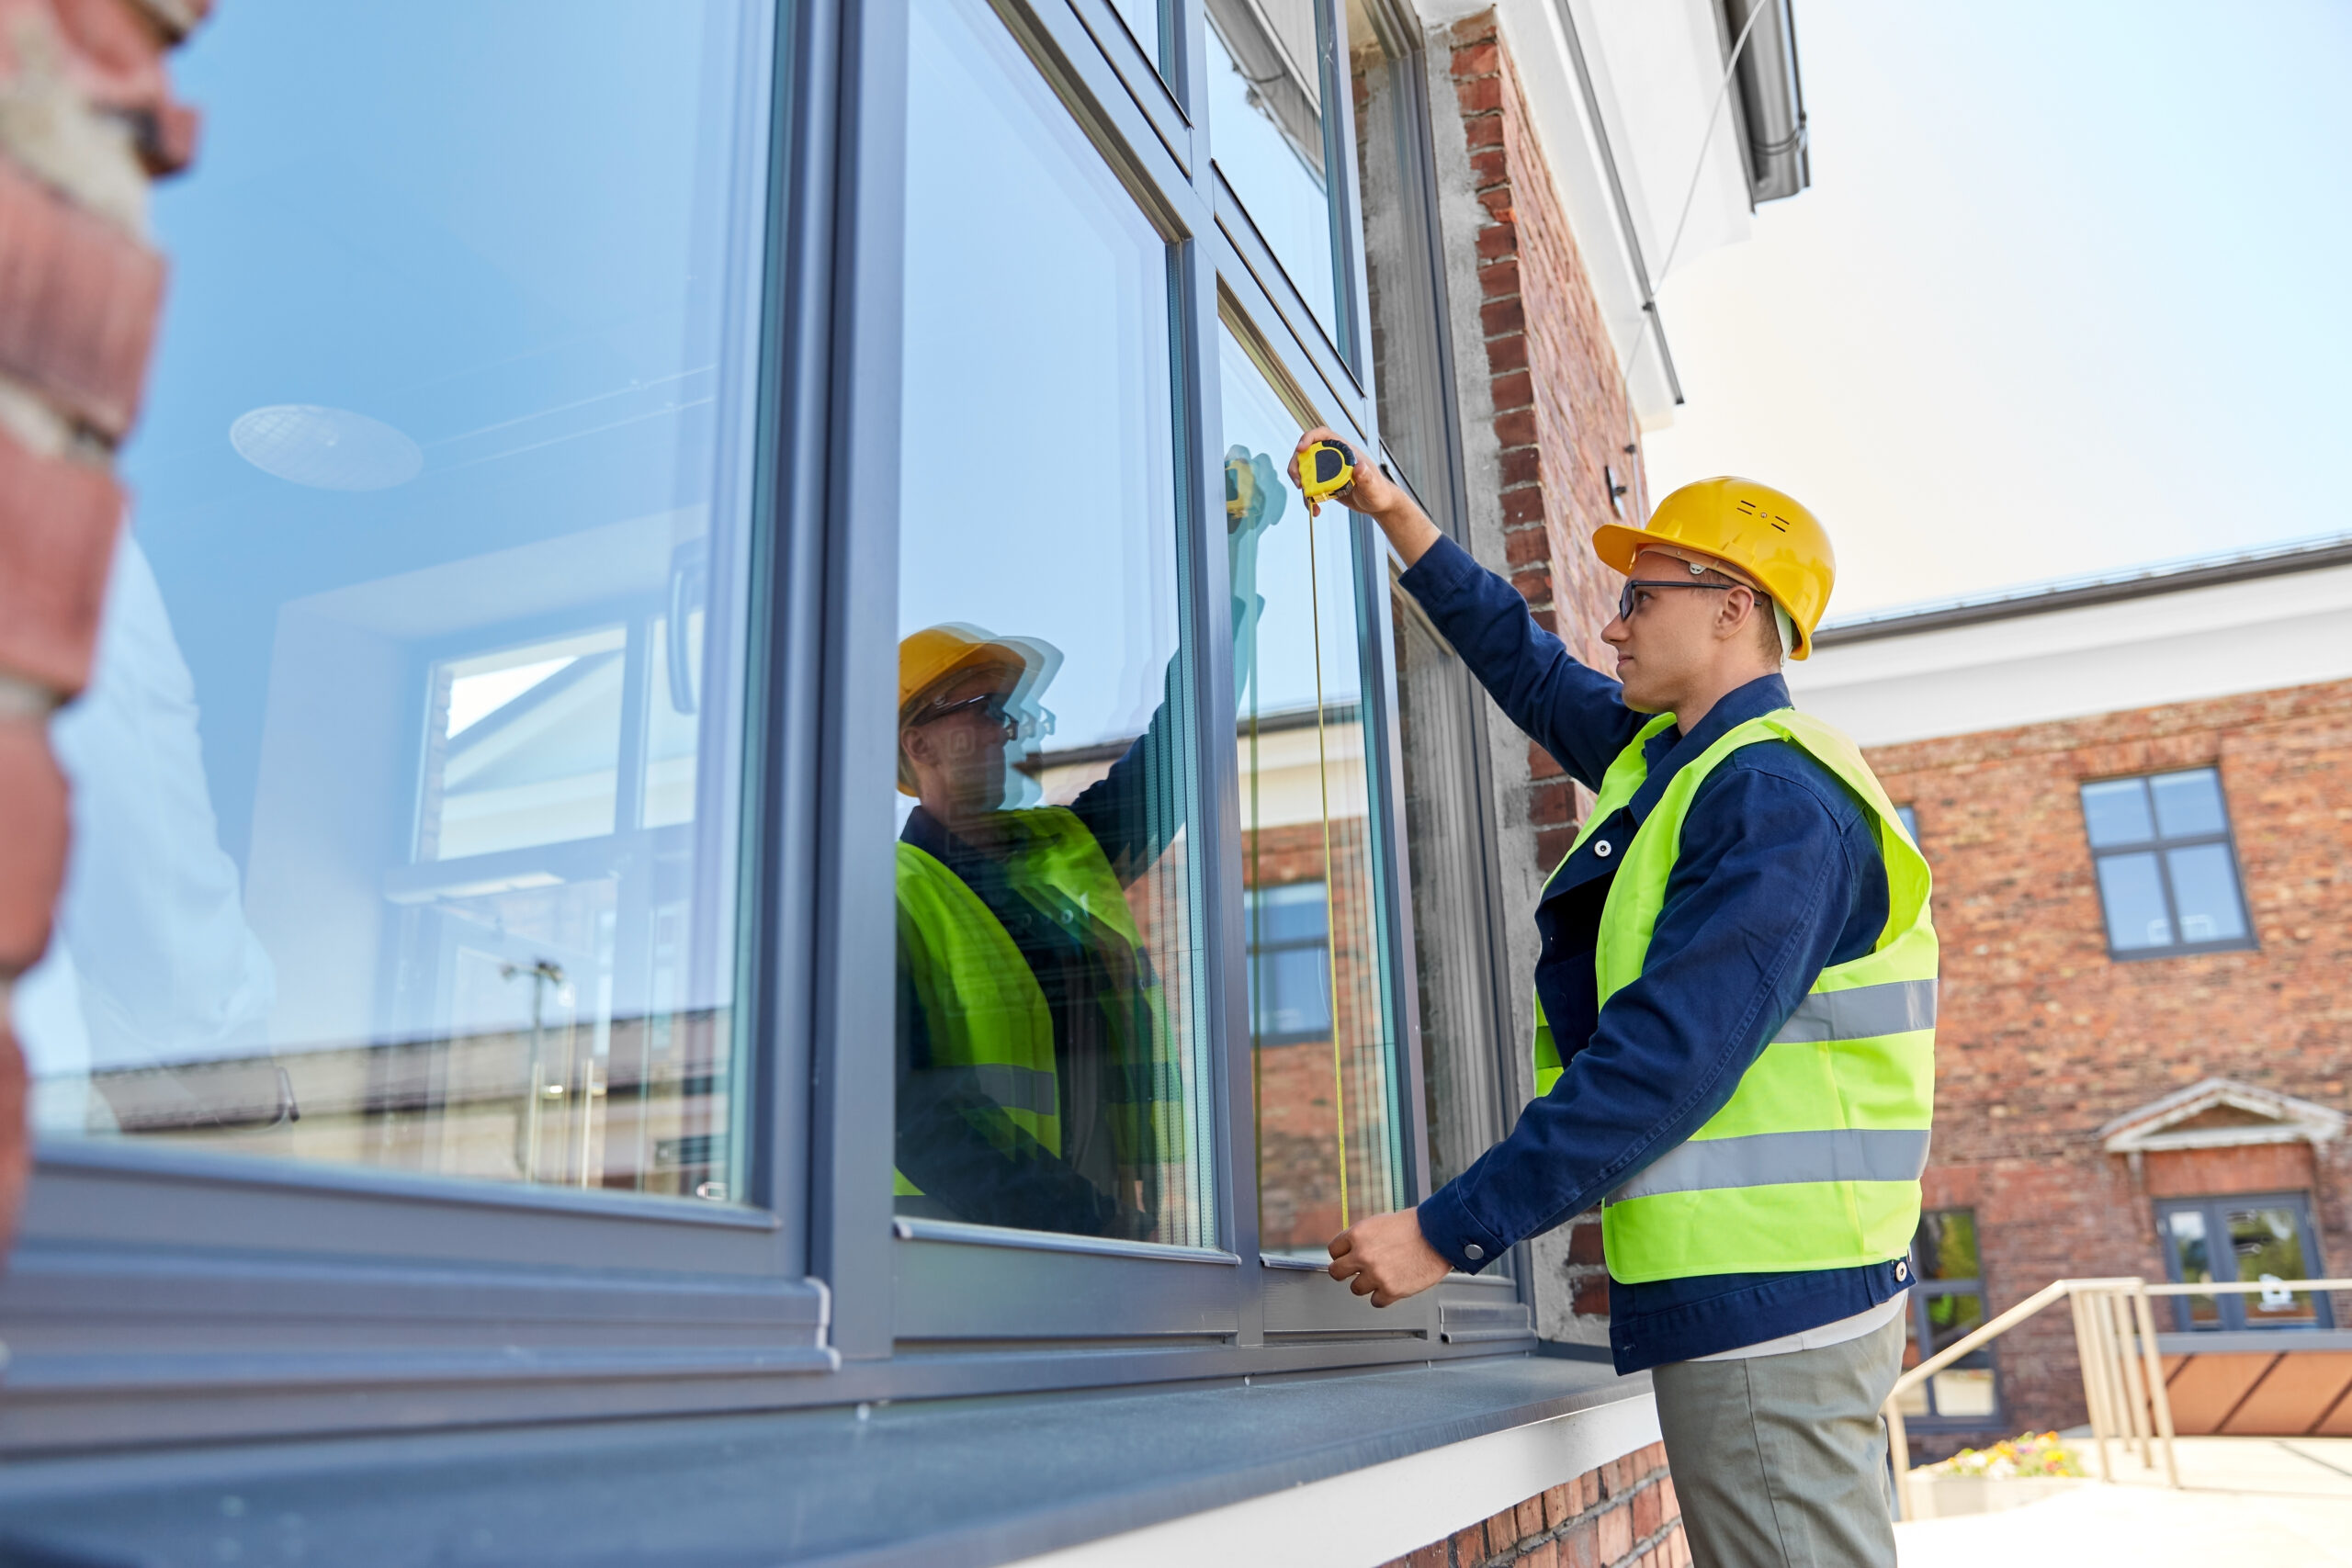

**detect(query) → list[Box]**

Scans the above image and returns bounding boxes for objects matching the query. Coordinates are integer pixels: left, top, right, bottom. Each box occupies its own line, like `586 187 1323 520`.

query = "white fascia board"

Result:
1576 0 1752 283
1786 561 2352 749
1012 1386 1660 1568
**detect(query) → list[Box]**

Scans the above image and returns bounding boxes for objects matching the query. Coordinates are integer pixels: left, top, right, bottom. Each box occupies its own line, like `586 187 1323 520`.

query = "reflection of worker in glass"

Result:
893 451 1284 1236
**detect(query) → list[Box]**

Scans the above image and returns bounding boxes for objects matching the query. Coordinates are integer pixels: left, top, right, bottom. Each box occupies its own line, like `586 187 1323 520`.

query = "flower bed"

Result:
1907 1432 2090 1519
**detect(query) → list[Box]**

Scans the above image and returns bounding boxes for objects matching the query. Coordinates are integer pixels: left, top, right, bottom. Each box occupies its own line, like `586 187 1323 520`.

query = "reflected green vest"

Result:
1532 708 1938 1282
893 807 1174 1198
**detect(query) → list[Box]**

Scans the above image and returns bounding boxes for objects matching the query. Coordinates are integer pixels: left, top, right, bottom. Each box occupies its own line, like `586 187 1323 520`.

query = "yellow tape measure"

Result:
1299 439 1356 514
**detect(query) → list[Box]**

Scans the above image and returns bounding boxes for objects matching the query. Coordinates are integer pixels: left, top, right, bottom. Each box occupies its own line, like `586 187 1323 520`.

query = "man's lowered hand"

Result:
1326 1208 1453 1307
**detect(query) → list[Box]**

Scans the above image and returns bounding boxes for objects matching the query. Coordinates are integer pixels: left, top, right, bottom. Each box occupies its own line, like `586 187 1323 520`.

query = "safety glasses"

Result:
1615 578 1736 623
911 691 1055 739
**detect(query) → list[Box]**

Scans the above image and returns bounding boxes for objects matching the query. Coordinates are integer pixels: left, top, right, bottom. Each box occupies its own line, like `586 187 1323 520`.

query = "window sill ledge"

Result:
0 1352 1654 1566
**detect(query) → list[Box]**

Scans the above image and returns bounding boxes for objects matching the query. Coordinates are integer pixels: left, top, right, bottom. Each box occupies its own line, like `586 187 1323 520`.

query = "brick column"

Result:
1447 11 1644 877
0 0 206 1247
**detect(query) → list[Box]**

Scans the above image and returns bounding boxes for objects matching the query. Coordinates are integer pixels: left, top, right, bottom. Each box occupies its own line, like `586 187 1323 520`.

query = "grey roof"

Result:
1812 531 2352 649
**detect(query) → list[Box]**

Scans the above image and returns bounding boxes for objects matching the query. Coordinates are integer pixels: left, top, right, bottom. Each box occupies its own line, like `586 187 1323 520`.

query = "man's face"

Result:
1602 549 1736 714
900 666 1018 815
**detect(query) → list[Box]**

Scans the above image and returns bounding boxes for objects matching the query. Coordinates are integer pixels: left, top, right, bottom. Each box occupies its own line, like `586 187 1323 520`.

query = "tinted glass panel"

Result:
17 0 771 1204
1894 805 1919 844
1915 1210 1980 1280
1393 587 1504 1190
2149 768 2228 839
1220 322 1402 1259
2166 1209 2221 1328
1926 1291 1985 1355
2228 1206 2318 1327
2096 852 2171 949
1205 0 1340 338
2080 778 2154 847
2165 844 2248 944
891 0 1212 1248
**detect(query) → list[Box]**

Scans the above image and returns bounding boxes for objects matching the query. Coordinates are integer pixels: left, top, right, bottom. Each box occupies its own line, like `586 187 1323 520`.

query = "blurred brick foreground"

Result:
0 0 207 1247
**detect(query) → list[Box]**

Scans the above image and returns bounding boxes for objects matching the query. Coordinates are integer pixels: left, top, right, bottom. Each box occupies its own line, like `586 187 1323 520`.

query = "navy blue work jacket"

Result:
1399 535 1911 1372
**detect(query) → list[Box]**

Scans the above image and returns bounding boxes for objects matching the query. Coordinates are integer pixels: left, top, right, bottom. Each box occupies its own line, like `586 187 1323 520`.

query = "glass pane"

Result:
2096 852 2172 950
1393 588 1504 1189
1929 1367 1998 1418
2081 778 2155 847
2150 768 2228 839
1895 804 1919 844
2166 1209 2221 1328
1222 323 1402 1259
2227 1207 2318 1327
1926 1292 1986 1355
17 0 769 1204
1914 1210 1980 1280
2165 844 2248 945
1205 0 1340 338
891 0 1210 1247
1105 0 1164 69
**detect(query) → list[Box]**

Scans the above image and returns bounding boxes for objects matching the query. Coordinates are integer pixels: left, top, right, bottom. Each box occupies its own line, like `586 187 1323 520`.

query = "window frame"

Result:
1901 1209 2002 1432
2078 766 2256 962
0 0 825 1453
2154 1191 2335 1334
1 0 1545 1450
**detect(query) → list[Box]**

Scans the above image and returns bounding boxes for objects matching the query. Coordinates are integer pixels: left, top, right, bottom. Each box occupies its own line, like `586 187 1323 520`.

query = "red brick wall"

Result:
0 0 207 1250
1447 13 1634 878
1381 1441 1686 1568
1871 674 2352 1442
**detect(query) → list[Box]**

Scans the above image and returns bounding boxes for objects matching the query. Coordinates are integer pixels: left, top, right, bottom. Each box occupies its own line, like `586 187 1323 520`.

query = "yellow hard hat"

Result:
1590 478 1835 659
896 623 1060 794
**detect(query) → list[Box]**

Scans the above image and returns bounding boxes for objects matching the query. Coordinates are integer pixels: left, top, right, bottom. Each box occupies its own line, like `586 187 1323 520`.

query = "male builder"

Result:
1301 431 1935 1568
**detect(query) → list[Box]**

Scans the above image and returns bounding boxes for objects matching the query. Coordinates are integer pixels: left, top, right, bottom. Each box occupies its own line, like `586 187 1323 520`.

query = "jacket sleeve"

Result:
1066 658 1185 886
1415 763 1871 1270
1396 534 1645 790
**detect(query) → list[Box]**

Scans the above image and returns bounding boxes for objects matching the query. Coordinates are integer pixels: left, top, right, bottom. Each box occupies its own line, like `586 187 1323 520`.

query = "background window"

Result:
1220 321 1404 1261
888 0 1214 1249
1247 882 1334 1044
1894 804 1918 843
2158 1194 2333 1333
1897 1210 2001 1427
2080 768 2252 956
17 0 771 1205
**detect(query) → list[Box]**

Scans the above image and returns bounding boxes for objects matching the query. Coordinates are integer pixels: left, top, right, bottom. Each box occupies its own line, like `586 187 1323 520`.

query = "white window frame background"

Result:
0 0 1542 1454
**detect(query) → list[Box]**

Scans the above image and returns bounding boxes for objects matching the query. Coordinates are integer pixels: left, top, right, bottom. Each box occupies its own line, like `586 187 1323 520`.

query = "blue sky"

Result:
1641 0 2352 620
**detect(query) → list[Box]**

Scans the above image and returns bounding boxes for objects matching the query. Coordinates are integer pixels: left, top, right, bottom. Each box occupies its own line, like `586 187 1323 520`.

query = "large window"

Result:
1896 1210 2000 1427
2 0 1536 1449
2080 768 2254 958
889 0 1212 1248
20 0 771 1206
2158 1193 2333 1333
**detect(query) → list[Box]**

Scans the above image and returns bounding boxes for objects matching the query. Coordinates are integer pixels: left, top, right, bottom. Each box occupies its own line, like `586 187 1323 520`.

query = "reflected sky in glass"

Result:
1204 3 1339 338
16 0 766 1204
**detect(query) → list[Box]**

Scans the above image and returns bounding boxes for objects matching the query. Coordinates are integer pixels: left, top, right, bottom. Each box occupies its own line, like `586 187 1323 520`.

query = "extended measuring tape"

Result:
1298 438 1357 515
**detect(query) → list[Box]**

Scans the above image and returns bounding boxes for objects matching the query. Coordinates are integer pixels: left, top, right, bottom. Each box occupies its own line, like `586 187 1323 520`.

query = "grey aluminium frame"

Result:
0 0 831 1455
0 0 1552 1456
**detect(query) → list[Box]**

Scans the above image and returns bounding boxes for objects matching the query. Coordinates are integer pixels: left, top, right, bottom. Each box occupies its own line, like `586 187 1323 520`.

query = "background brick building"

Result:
1795 535 2352 1452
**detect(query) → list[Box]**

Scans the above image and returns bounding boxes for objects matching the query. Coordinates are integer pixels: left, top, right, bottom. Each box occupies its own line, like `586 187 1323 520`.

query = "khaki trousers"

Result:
1648 1313 1905 1568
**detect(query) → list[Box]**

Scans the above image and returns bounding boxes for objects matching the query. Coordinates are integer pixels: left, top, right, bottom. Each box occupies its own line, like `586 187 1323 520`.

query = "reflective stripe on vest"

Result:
1530 707 1938 1282
893 807 1179 1198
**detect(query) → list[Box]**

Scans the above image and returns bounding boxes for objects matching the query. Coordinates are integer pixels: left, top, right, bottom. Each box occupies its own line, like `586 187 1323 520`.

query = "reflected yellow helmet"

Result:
1591 478 1836 659
896 623 1061 795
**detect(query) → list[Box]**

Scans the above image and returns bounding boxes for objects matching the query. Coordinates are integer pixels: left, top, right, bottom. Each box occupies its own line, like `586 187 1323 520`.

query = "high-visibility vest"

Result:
893 807 1176 1198
1532 708 1937 1282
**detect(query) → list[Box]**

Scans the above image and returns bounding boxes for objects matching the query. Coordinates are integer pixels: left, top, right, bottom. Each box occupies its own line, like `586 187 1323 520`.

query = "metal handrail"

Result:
1884 1274 2352 1521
